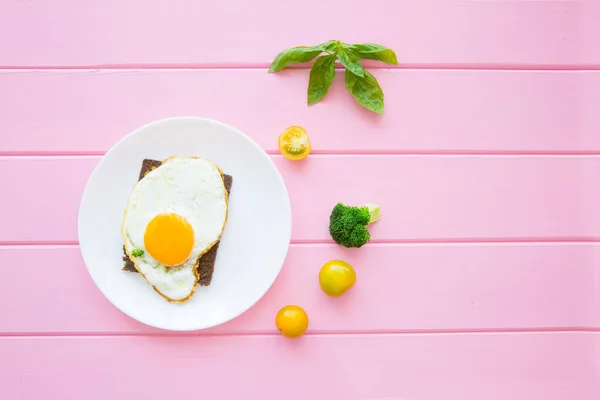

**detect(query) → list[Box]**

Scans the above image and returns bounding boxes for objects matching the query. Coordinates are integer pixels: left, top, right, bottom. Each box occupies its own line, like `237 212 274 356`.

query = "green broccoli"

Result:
328 202 381 248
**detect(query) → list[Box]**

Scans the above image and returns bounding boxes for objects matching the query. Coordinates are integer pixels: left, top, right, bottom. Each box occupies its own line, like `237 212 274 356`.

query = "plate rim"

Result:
77 116 292 331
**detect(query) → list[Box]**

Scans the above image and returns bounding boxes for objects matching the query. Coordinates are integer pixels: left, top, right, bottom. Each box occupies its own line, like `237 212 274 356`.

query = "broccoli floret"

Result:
328 202 381 248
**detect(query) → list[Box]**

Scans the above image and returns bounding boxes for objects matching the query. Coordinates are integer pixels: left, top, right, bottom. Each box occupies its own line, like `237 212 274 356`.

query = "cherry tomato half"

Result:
278 126 312 160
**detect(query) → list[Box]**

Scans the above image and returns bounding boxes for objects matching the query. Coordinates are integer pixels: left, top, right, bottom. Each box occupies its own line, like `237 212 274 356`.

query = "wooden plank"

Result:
0 0 597 67
1 70 599 153
0 156 598 243
0 333 597 400
0 244 597 334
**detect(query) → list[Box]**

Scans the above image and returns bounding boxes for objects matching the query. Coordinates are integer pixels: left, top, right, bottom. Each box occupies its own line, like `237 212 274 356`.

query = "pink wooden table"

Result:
1 1 599 399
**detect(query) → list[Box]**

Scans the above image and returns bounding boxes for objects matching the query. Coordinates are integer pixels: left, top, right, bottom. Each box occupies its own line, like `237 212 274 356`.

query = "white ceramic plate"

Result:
78 117 292 331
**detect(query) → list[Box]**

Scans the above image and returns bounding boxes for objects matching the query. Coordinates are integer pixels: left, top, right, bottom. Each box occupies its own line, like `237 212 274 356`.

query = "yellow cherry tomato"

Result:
275 305 309 338
319 260 356 297
278 126 312 160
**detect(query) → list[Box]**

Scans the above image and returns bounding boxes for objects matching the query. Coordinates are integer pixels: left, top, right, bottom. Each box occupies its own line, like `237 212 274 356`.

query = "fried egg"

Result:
121 156 228 302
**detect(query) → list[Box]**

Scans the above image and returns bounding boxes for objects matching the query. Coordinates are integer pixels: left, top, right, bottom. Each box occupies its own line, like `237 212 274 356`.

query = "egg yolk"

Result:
144 213 194 267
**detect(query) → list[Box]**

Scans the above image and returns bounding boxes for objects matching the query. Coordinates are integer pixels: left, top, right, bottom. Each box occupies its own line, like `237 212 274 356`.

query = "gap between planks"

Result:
1 64 600 71
1 328 600 339
3 152 600 158
2 239 600 249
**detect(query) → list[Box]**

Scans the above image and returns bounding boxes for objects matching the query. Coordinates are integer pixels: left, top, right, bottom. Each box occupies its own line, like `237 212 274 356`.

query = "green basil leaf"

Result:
269 47 323 72
268 41 338 73
320 40 340 53
307 54 336 105
336 46 365 77
345 69 384 114
348 43 398 65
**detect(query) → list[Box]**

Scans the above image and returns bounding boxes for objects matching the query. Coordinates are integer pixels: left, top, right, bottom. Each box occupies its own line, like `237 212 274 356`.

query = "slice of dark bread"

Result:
122 158 232 286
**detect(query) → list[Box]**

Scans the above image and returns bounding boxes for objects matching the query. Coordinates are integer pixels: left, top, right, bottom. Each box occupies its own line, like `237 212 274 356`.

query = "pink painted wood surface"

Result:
2 0 600 398
1 156 598 243
1 70 599 154
1 333 598 400
0 244 597 334
0 0 598 67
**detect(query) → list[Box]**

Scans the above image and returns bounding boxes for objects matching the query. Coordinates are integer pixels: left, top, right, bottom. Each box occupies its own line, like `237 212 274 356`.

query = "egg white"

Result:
121 156 228 302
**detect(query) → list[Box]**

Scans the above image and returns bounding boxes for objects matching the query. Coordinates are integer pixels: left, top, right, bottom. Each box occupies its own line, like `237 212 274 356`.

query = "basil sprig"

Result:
268 40 397 114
